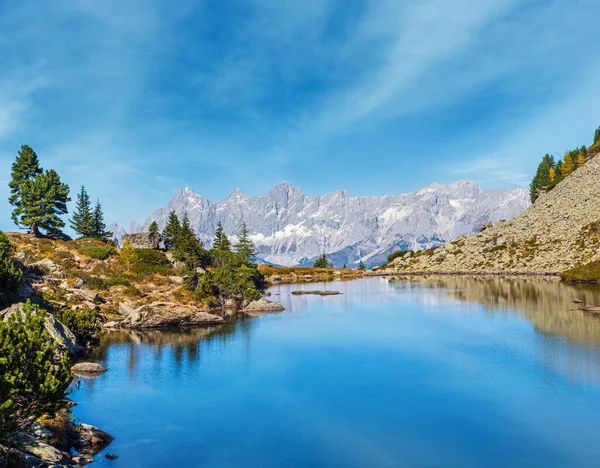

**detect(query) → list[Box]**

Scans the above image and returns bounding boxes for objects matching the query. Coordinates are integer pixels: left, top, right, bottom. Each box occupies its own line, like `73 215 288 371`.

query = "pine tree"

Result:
162 211 181 250
234 222 256 264
213 221 231 251
92 200 110 240
594 126 600 144
120 240 136 272
314 254 329 268
13 169 70 237
9 145 43 226
149 221 159 233
529 154 555 203
173 213 197 253
358 261 366 271
70 186 93 237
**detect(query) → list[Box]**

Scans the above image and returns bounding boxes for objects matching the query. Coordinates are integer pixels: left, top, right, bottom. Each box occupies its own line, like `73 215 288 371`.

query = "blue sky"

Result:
1 0 599 230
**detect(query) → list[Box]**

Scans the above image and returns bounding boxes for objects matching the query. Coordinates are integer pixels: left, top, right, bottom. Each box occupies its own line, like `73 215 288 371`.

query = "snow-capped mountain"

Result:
116 181 529 268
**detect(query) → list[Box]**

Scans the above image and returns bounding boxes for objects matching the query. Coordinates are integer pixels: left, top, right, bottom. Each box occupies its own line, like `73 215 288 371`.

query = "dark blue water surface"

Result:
72 277 600 467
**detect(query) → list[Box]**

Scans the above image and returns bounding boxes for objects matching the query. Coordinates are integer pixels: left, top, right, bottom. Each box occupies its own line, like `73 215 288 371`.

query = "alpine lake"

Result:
71 276 600 467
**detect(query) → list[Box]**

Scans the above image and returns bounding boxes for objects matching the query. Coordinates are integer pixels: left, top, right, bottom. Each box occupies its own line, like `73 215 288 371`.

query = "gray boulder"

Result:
71 362 107 377
122 232 161 249
71 423 114 455
27 259 63 276
10 432 70 465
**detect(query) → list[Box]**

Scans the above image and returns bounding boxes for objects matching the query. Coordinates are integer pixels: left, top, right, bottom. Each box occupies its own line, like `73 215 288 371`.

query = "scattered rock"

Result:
581 305 600 313
168 275 184 284
291 290 340 296
28 423 53 442
72 454 95 465
103 321 120 329
73 278 84 289
270 275 282 281
122 232 161 249
71 289 100 303
118 302 136 316
573 299 583 304
10 432 71 465
105 453 119 461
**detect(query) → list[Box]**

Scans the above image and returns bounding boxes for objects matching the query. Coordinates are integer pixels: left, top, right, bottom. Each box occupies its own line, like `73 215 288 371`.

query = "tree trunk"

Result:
31 222 42 238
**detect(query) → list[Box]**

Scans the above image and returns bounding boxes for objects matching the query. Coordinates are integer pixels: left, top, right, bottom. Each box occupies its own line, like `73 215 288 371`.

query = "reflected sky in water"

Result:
72 277 600 467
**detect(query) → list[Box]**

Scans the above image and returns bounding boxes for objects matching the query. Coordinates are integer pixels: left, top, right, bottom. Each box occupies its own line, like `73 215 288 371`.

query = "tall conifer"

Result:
70 186 93 237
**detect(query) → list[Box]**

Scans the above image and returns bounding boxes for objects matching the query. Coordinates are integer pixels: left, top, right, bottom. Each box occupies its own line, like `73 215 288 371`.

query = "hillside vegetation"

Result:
382 132 600 276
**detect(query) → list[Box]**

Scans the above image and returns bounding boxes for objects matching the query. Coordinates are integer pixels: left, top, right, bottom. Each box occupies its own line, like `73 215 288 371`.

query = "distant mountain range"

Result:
110 180 529 268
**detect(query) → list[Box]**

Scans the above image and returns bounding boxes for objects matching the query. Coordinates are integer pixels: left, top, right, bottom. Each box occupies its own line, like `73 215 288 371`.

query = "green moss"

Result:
77 244 116 260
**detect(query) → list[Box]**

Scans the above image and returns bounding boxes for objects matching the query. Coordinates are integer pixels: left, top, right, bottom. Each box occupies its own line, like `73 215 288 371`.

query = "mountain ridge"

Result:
112 180 530 268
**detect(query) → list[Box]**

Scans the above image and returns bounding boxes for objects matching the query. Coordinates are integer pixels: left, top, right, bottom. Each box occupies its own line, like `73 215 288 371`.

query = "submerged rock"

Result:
70 423 114 455
290 290 340 296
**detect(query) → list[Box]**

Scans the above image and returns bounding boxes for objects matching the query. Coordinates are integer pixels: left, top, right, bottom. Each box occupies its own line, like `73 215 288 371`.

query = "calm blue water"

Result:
72 277 600 467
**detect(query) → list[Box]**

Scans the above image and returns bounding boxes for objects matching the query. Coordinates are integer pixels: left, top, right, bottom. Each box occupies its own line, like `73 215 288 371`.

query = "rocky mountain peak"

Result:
114 179 529 268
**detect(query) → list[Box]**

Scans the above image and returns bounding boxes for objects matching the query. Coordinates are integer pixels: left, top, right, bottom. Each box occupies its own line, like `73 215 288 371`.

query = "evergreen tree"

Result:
12 169 70 237
92 200 110 240
314 254 329 268
343 264 347 269
70 186 93 237
234 222 256 264
594 126 600 144
577 152 585 166
213 221 231 251
162 211 181 250
149 220 159 233
358 261 366 271
8 145 43 226
173 213 197 254
529 154 555 203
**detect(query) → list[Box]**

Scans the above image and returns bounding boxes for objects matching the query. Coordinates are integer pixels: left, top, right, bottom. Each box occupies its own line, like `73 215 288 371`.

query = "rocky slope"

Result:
383 149 600 274
114 180 529 268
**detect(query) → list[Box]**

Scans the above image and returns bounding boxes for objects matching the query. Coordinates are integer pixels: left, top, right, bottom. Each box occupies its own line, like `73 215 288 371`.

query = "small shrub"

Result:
0 302 70 439
0 232 23 306
104 276 131 288
57 309 100 342
387 250 411 263
131 249 172 276
78 244 116 260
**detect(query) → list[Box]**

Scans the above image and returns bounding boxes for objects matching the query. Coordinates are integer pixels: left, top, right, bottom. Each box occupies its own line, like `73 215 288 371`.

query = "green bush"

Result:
560 261 600 283
387 250 411 263
131 249 173 276
0 232 22 307
0 301 70 439
57 309 100 342
77 243 116 260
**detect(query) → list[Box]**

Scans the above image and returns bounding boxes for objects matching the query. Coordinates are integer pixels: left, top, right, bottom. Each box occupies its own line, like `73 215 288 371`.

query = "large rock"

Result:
243 299 285 312
122 232 161 249
2 303 82 357
27 259 63 276
69 423 114 456
119 302 224 329
10 432 70 465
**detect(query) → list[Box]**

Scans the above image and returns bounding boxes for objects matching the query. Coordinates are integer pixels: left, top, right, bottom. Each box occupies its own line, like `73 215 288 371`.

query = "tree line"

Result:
8 144 110 240
530 125 600 203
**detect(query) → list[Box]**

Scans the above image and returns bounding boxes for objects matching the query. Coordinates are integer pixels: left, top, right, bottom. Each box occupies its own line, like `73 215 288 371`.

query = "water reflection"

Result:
389 276 600 348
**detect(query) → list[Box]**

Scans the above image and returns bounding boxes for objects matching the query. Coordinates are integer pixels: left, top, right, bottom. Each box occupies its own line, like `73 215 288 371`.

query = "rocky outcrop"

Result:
122 232 160 249
70 423 114 455
243 299 285 313
10 432 71 465
119 301 224 329
26 259 63 277
383 153 600 275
